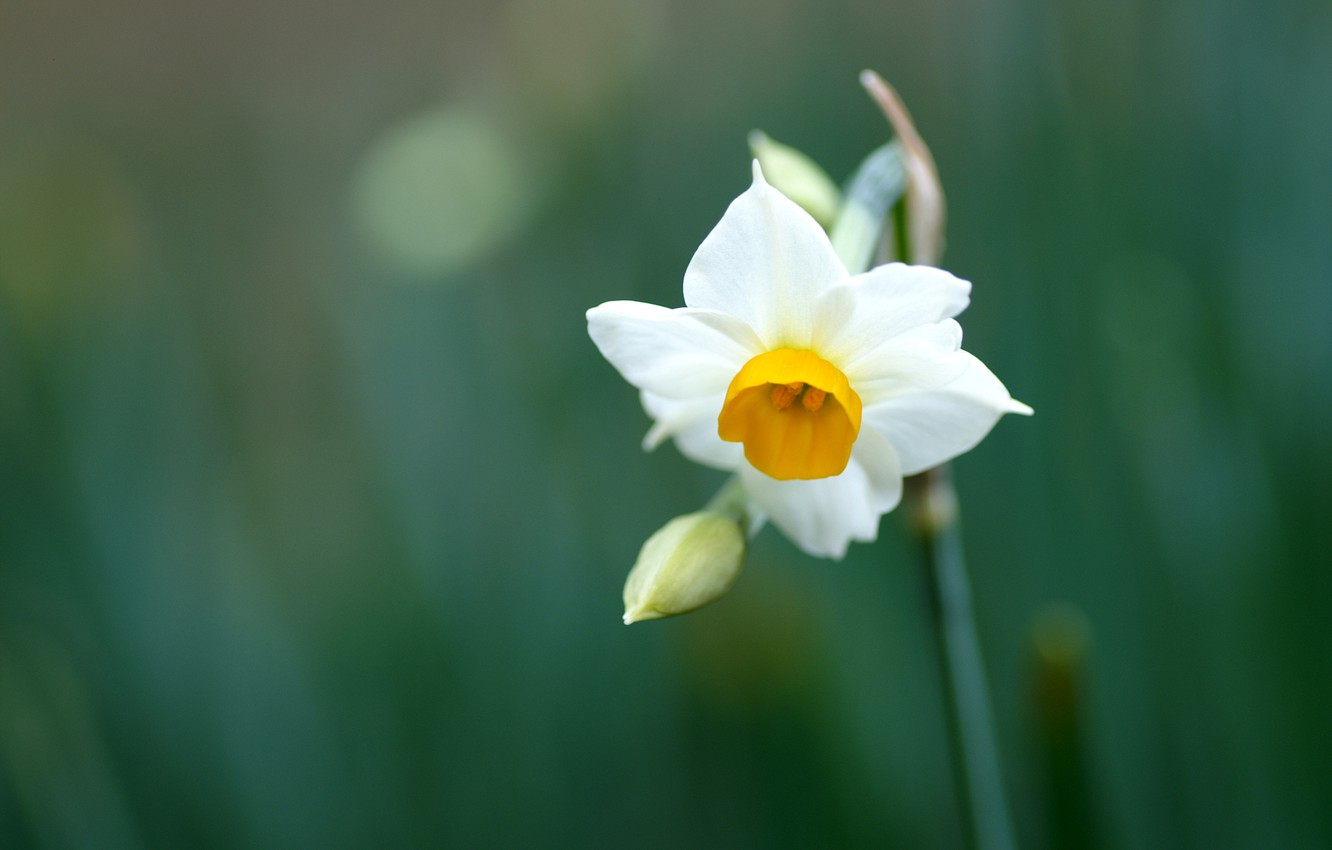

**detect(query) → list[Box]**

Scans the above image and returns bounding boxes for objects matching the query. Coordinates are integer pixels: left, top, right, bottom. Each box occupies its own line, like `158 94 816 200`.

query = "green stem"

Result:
706 475 760 537
906 467 1017 850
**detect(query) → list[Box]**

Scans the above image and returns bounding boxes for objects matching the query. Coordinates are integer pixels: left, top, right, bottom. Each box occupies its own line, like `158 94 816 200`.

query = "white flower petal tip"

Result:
750 158 767 185
748 132 843 228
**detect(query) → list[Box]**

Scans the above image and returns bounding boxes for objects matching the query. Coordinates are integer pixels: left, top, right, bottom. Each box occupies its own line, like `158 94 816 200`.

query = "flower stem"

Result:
906 467 1018 850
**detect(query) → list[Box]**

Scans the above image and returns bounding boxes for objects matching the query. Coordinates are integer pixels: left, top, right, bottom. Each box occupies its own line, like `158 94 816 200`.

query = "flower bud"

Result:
622 511 746 624
747 131 842 229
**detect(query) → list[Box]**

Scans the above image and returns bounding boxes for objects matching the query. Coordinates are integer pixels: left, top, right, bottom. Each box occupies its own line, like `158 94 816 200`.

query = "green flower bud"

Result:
622 511 746 624
747 130 842 229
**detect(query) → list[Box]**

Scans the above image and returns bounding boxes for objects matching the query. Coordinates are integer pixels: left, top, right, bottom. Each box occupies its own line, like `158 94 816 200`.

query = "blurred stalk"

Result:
906 467 1018 850
862 69 1017 850
824 71 1019 849
1031 604 1098 850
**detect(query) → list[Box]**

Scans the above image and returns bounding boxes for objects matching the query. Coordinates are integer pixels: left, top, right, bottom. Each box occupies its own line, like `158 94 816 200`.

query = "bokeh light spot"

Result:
351 107 527 279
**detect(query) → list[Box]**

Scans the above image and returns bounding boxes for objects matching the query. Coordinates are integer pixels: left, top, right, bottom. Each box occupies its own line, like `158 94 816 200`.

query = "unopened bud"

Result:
748 131 842 229
622 511 746 624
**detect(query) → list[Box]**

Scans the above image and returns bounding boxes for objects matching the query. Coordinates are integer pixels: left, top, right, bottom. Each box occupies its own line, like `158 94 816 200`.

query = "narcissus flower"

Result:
587 162 1031 559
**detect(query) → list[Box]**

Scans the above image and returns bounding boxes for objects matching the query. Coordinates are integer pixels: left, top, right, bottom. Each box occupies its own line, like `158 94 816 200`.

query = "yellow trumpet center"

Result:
717 348 862 480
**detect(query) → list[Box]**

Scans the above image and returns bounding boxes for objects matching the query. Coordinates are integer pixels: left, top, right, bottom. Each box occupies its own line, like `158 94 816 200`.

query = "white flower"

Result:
587 162 1032 559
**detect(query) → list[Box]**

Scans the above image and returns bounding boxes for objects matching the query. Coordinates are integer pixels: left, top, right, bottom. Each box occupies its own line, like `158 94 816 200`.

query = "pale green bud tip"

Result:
747 130 842 229
622 512 746 624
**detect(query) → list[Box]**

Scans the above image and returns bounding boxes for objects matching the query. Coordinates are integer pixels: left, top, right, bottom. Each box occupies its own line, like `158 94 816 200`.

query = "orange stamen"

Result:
802 387 826 412
770 382 804 410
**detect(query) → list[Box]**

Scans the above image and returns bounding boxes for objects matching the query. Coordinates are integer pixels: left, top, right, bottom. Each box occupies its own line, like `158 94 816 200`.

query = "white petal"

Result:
863 352 1033 476
842 321 971 406
740 428 903 559
587 300 762 400
811 263 971 368
641 391 743 471
683 161 849 348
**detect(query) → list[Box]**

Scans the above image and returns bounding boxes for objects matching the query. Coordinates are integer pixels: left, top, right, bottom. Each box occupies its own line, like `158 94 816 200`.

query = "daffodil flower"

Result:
588 162 1031 559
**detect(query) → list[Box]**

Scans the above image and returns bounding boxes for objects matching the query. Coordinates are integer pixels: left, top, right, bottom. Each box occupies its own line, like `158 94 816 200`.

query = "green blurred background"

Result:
2 0 1330 847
